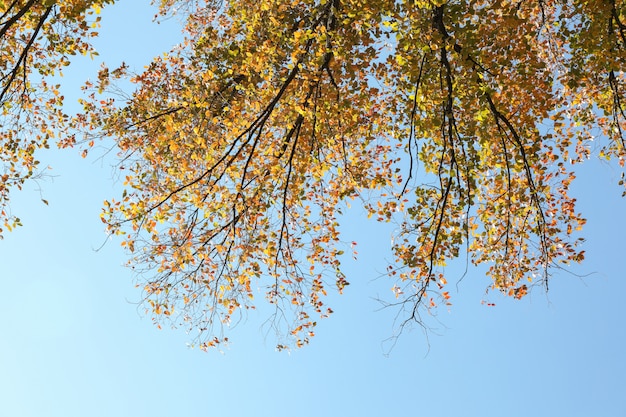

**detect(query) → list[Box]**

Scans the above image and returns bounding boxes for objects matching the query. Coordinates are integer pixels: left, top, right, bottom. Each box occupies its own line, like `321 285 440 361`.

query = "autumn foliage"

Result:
4 0 626 349
0 0 111 233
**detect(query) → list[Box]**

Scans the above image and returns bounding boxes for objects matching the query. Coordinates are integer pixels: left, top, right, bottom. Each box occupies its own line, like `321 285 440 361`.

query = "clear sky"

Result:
1 2 625 416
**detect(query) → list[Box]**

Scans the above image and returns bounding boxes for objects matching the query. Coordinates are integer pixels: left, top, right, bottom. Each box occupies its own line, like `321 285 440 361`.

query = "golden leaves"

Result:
0 0 112 237
64 0 624 349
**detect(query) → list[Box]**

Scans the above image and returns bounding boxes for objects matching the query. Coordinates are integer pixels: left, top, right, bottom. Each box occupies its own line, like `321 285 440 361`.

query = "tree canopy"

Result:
0 0 112 232
3 0 625 349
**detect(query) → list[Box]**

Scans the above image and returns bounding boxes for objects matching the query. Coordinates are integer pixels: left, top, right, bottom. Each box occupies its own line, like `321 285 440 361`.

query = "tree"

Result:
5 0 625 349
0 0 111 234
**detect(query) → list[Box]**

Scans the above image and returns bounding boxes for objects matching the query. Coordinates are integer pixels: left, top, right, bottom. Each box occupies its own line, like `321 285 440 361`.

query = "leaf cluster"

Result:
5 0 626 349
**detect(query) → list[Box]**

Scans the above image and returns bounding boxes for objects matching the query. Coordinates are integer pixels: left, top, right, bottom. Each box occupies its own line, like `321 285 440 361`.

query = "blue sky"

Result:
1 1 625 416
